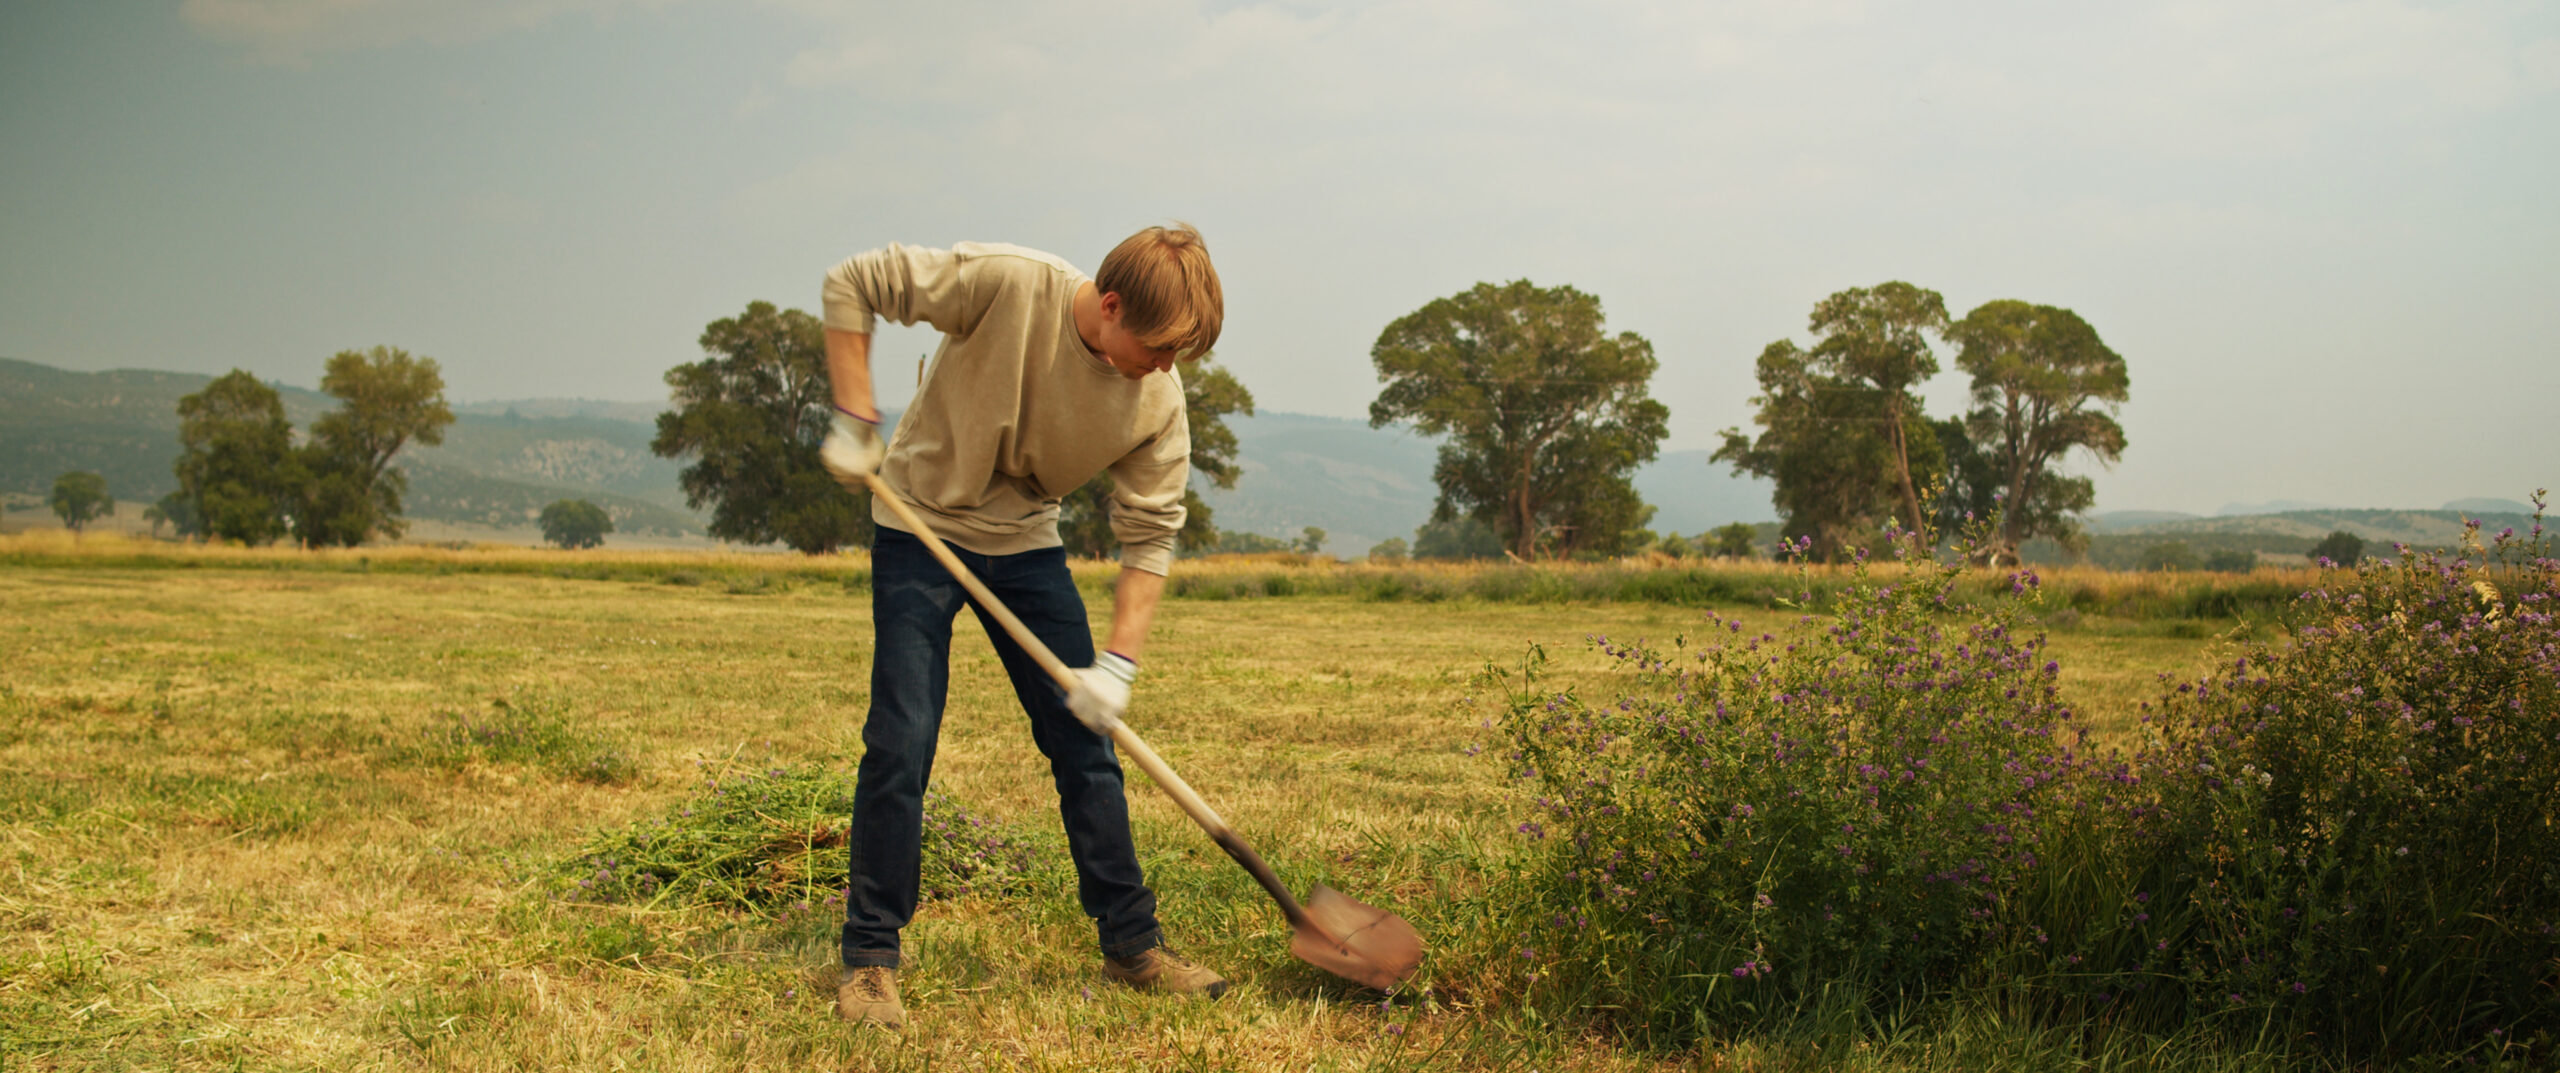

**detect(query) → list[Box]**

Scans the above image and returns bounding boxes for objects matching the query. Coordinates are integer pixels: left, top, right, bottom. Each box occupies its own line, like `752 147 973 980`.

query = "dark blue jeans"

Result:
841 527 1162 968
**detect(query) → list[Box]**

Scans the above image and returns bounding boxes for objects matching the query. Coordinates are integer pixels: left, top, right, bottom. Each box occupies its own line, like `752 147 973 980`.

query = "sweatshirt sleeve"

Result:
821 243 982 336
1107 407 1192 576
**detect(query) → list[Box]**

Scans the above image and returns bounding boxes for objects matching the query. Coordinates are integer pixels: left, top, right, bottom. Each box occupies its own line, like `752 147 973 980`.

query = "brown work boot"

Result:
1103 947 1229 998
835 965 904 1029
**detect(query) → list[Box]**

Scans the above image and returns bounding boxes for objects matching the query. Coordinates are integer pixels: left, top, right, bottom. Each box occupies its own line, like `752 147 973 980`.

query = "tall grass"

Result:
2 530 2322 621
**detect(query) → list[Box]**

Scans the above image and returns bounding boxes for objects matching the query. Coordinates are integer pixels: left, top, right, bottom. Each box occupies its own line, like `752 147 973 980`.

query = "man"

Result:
816 224 1227 1029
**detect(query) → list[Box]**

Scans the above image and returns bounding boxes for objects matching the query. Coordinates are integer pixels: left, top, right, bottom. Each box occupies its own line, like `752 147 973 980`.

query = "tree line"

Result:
110 346 614 550
1356 279 2128 564
643 281 2132 563
1714 285 2130 564
90 275 2128 562
148 346 456 547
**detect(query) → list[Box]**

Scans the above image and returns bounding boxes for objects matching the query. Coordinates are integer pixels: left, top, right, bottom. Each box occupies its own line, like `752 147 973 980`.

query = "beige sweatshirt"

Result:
821 242 1190 575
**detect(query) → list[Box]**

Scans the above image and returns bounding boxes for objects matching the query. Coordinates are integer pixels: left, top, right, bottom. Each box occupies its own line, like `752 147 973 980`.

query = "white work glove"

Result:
1067 651 1137 734
819 408 884 493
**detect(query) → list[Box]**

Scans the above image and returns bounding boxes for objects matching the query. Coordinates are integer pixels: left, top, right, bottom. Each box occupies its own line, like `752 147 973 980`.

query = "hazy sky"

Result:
5 1 2554 515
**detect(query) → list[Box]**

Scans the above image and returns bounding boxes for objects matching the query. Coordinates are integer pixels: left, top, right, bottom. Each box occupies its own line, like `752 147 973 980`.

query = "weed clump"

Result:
1470 498 2560 1065
1480 533 2094 1040
560 758 1046 915
408 697 636 784
723 573 784 596
2124 497 2560 1059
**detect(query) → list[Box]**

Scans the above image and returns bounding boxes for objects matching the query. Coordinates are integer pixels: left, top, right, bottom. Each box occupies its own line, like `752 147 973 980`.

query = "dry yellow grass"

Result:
0 549 2226 1070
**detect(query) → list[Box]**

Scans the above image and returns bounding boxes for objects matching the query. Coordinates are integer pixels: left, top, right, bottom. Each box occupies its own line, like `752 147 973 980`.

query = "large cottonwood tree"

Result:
293 345 454 547
1806 282 1949 535
1946 299 2129 564
173 370 299 545
1368 280 1668 560
1716 283 1952 562
653 301 870 554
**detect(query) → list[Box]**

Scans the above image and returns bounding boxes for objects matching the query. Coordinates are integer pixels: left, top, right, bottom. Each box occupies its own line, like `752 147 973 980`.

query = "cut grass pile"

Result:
559 758 1054 914
0 556 2272 1070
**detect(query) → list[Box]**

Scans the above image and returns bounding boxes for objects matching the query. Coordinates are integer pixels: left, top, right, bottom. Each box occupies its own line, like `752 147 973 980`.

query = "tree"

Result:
1059 356 1256 558
1806 283 1948 535
1412 516 1504 560
1946 300 2130 565
293 345 455 547
1715 336 1945 562
1708 522 1760 559
2309 530 2365 566
1205 529 1295 555
540 499 614 549
1370 280 1669 560
1929 416 2005 539
2139 541 2201 572
652 301 870 554
48 471 111 532
1368 537 1409 562
144 492 199 540
2205 548 2258 573
174 370 298 545
1293 526 1327 555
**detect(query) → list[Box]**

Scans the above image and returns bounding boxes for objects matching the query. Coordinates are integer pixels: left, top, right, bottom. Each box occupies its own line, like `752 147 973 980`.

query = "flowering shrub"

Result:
1482 534 2102 1039
2131 498 2560 1059
561 758 1045 915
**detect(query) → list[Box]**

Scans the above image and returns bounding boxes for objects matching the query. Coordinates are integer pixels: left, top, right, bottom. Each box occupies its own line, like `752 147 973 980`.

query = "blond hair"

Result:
1095 222 1223 360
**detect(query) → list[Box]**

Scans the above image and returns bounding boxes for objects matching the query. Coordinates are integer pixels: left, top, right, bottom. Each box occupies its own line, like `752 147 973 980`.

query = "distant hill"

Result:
2036 507 2547 570
454 398 669 424
1192 414 1777 554
411 411 692 512
2215 498 2344 516
2103 508 2540 544
1 356 706 539
2444 496 2539 515
2086 510 2201 533
1192 412 1438 554
0 357 332 503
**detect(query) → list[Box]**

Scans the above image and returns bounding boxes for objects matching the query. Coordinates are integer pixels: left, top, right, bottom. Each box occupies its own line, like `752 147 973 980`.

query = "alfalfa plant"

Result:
1476 526 2105 1044
2127 492 2559 1063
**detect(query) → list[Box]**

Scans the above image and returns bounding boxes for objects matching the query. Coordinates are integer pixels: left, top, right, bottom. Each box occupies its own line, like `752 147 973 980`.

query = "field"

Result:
1 538 2243 1071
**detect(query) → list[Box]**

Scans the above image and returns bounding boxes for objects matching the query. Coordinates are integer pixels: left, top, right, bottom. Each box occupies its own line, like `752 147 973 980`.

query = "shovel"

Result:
864 473 1426 992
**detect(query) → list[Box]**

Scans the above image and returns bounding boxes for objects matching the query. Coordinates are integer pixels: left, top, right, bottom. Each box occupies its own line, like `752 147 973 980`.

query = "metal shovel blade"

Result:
1289 883 1425 991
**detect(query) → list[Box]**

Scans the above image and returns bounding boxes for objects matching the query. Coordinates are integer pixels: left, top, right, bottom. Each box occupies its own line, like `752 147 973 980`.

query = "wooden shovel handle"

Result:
861 474 1314 928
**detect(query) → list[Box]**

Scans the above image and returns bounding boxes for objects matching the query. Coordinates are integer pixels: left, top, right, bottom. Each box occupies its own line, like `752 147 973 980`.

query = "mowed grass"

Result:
0 564 2228 1071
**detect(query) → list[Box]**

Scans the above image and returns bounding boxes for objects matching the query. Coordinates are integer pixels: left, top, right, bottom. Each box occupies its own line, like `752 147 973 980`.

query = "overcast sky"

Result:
4 1 2554 515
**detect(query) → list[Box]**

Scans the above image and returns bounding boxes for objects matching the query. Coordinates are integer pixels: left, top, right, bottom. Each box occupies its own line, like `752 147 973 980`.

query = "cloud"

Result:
741 0 2555 214
179 0 683 63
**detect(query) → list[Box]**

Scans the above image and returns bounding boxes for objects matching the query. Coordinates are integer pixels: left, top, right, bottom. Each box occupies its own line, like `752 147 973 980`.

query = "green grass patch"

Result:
395 696 638 785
